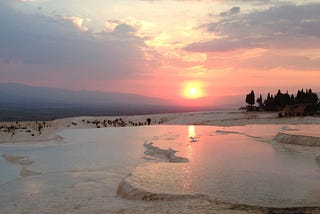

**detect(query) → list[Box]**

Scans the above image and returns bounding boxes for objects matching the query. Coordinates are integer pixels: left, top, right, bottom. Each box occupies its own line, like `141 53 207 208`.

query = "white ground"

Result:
1 110 320 213
1 110 320 144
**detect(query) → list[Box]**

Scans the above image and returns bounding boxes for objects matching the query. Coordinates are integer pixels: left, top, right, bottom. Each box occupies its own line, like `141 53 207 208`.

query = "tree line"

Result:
245 89 320 112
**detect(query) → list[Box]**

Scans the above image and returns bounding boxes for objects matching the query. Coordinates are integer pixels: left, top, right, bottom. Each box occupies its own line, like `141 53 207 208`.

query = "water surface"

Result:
0 125 319 207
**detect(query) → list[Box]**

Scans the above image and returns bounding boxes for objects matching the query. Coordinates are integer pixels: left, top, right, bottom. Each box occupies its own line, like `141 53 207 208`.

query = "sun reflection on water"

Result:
186 125 196 160
181 126 195 191
188 125 196 138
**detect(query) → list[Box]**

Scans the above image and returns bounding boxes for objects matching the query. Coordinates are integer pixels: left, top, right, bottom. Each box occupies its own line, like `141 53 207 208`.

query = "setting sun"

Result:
182 81 205 99
189 88 197 96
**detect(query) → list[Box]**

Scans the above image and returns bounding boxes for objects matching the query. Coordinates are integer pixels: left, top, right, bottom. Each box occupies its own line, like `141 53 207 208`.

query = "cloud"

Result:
63 16 90 32
111 23 139 38
239 52 320 71
185 4 320 52
219 6 240 17
0 1 154 85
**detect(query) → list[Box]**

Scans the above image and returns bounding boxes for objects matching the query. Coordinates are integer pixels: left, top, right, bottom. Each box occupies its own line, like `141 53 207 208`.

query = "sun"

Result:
188 87 197 96
182 81 204 99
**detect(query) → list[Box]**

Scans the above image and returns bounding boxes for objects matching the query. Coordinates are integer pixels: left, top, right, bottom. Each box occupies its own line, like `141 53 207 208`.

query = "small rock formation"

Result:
143 142 188 163
1 153 34 165
274 132 320 146
20 167 41 177
54 135 64 143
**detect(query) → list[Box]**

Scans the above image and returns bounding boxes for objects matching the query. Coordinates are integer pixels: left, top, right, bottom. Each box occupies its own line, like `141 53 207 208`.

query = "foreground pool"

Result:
1 125 320 208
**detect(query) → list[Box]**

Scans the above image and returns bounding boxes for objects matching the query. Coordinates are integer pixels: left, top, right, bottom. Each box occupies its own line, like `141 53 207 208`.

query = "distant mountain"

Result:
0 83 168 107
0 82 238 121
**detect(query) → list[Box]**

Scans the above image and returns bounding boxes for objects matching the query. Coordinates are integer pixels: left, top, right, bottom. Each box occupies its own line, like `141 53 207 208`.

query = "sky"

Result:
0 0 320 106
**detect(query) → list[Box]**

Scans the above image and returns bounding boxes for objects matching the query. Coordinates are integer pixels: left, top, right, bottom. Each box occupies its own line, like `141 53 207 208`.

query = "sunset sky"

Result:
1 0 319 106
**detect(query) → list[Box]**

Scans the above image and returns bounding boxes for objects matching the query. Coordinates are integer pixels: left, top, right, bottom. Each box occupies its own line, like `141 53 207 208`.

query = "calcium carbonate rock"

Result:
143 142 188 163
274 132 320 147
20 167 41 177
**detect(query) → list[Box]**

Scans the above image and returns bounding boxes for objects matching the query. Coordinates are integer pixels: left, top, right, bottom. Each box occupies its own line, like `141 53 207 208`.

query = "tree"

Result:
146 118 151 125
256 94 263 107
245 88 319 113
305 89 319 105
245 90 255 106
296 89 305 104
274 90 290 109
290 94 295 104
264 94 276 111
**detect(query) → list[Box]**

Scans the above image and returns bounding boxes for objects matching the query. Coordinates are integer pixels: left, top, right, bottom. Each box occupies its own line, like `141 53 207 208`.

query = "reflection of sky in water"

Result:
0 124 320 206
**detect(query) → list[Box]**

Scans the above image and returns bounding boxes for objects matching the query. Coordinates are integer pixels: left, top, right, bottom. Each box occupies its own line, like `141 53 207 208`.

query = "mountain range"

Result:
0 83 167 107
0 83 219 121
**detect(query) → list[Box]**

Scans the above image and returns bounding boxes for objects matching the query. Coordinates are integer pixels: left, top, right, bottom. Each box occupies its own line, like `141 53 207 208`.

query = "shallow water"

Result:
0 124 320 207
